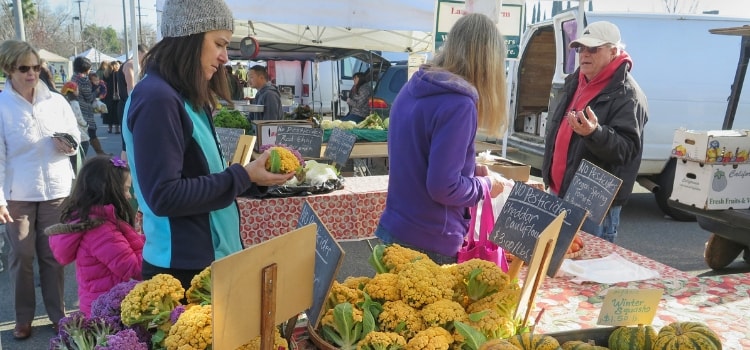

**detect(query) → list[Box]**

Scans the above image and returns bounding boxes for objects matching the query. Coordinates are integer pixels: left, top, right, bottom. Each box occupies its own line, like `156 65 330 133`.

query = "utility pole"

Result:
122 0 129 57
12 0 26 41
137 0 143 44
75 0 84 52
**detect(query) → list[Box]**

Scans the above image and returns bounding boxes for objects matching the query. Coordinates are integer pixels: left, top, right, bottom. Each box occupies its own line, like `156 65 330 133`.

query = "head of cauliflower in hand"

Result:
265 146 302 174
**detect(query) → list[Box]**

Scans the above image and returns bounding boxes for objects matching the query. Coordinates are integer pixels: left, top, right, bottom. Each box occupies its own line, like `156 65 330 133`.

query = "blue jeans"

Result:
374 224 458 265
581 206 622 243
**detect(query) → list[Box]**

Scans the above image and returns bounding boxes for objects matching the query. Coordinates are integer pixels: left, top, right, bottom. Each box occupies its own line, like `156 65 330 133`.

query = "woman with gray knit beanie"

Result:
122 0 294 290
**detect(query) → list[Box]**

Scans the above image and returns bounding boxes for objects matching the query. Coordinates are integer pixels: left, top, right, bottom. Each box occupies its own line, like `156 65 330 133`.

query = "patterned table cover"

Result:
238 176 389 247
518 234 750 349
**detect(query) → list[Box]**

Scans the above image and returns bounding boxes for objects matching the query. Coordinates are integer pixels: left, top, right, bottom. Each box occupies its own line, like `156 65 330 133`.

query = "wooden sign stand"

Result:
260 263 277 350
231 135 257 165
513 211 566 326
212 224 316 350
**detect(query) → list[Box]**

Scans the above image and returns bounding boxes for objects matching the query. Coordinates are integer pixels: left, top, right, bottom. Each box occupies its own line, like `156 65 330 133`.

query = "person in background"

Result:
122 44 147 95
61 81 91 169
0 40 80 340
235 62 248 85
248 64 283 120
95 61 108 79
39 59 58 93
123 0 294 290
73 57 108 156
90 72 107 100
341 72 373 123
60 66 67 83
103 61 122 134
46 156 144 317
541 21 648 243
375 13 510 264
225 65 243 100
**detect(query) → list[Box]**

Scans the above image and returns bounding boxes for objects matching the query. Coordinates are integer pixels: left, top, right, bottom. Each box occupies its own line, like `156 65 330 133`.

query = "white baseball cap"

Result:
569 21 621 48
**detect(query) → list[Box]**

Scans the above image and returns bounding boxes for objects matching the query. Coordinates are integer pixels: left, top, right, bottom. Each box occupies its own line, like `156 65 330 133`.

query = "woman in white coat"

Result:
0 40 80 340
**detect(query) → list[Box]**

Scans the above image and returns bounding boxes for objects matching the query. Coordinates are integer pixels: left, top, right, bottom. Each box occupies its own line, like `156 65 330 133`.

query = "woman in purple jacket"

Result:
375 13 510 264
46 156 144 316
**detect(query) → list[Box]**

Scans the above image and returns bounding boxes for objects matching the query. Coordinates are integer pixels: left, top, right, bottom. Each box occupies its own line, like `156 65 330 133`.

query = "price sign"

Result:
324 128 357 166
296 202 345 328
598 288 663 326
491 182 587 276
276 125 323 158
563 160 623 225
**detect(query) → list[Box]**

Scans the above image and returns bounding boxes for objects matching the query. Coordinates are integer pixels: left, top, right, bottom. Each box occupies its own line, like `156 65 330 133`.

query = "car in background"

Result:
368 61 407 118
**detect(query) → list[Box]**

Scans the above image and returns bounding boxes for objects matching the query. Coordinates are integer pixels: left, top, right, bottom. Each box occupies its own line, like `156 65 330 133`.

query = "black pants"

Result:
142 260 204 293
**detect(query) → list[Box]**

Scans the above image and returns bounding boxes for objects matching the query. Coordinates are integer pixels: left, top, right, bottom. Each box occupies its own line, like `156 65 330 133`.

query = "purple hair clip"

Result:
111 157 128 168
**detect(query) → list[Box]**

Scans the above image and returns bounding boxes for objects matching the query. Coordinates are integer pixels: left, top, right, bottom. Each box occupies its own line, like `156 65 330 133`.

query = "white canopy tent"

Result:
153 0 435 59
223 0 436 55
72 48 118 64
225 0 435 32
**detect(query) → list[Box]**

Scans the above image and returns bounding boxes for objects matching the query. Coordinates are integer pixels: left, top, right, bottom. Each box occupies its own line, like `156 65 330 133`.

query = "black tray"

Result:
264 177 344 197
546 327 617 346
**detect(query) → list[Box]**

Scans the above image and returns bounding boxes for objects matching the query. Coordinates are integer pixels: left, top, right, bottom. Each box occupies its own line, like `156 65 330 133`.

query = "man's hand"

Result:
567 106 599 137
243 151 296 186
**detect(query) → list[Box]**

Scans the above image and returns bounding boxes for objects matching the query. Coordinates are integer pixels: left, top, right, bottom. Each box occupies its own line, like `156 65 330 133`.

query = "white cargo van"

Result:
504 11 750 220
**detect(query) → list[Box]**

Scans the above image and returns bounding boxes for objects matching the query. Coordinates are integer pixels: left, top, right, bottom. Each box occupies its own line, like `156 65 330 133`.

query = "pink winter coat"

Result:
46 205 144 316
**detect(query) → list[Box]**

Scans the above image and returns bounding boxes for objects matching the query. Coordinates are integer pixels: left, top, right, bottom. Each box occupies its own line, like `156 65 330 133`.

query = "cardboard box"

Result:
538 112 548 138
523 114 538 134
252 120 314 152
670 160 750 210
477 156 531 182
671 128 750 164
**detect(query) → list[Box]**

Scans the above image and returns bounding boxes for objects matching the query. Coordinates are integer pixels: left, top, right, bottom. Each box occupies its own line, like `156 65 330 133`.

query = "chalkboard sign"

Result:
276 125 323 158
563 160 623 225
215 127 245 162
324 128 357 166
296 201 345 328
491 182 587 277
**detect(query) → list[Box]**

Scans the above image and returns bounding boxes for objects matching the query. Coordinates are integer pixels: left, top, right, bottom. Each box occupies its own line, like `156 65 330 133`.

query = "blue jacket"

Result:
123 68 265 270
378 67 489 257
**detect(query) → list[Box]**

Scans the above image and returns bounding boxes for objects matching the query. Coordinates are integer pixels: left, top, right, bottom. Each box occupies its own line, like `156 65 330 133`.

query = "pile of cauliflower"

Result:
321 119 358 130
317 244 522 350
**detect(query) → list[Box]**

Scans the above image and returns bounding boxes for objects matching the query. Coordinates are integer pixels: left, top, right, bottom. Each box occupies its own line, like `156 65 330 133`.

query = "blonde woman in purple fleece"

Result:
375 13 510 264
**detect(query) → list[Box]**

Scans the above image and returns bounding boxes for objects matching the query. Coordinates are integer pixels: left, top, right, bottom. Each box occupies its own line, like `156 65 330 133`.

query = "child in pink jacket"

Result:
46 156 144 316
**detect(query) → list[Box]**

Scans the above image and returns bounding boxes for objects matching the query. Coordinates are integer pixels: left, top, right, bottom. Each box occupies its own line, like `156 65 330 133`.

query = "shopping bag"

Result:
457 181 509 272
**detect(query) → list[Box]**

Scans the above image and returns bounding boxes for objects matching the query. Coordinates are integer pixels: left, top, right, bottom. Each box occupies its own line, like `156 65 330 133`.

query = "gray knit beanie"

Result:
161 0 234 38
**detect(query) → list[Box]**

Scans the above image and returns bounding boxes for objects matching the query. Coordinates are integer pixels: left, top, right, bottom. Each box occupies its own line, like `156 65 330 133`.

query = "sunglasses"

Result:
574 45 603 54
16 65 42 73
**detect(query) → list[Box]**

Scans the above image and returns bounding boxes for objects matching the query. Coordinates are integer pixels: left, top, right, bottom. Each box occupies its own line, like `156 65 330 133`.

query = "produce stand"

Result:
667 26 750 269
289 233 750 349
